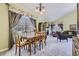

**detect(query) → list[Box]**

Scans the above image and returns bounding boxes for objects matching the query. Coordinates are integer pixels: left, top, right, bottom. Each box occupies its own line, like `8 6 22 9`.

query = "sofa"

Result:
62 31 77 38
52 31 77 42
56 32 68 42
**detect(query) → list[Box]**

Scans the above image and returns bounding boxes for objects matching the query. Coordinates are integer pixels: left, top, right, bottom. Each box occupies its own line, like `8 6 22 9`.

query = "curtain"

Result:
30 18 36 32
30 18 36 28
8 11 22 49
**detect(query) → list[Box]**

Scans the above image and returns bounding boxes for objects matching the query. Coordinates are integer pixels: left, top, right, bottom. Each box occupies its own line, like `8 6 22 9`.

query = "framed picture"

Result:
70 24 76 31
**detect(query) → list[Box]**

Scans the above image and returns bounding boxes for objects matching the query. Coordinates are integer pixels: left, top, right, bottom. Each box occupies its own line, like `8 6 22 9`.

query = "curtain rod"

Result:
5 3 25 15
5 3 35 18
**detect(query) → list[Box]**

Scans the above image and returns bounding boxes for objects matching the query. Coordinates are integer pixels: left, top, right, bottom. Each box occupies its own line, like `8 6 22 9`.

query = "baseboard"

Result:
0 48 9 52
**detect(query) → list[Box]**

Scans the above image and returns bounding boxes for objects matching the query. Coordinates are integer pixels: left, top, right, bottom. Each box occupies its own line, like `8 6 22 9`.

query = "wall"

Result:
53 10 77 31
0 4 9 51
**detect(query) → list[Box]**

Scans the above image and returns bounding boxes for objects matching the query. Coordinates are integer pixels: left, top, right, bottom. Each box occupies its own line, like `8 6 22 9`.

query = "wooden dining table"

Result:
15 32 47 56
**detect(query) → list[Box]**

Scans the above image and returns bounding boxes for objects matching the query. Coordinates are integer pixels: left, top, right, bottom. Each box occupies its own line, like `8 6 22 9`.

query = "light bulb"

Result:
40 12 43 15
42 9 45 12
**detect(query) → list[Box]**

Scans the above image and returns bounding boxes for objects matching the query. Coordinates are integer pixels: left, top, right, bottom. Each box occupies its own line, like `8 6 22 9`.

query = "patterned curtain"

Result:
30 18 36 32
30 18 36 28
8 11 22 49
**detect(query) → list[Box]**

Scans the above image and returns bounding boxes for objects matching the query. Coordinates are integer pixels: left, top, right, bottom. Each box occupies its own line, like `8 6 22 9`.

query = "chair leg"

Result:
44 38 46 46
39 41 41 50
30 44 31 55
15 45 17 55
28 44 31 56
34 43 36 54
19 46 21 56
42 40 43 49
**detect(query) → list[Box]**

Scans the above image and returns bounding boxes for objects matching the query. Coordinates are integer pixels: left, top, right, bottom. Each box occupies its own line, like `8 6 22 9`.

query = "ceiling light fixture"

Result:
35 3 45 15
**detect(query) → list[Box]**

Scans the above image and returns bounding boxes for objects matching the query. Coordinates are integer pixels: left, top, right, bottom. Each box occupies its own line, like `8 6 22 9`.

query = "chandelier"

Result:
35 3 45 15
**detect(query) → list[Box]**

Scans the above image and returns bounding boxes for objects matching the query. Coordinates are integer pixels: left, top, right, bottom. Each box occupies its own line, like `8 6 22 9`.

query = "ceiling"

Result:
11 3 77 21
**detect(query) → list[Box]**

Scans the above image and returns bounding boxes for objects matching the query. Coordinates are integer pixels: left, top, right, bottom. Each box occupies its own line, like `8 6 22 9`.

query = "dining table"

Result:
15 31 47 56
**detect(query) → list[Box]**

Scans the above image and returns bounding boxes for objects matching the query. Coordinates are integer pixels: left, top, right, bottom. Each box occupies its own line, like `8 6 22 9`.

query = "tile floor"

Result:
0 35 72 56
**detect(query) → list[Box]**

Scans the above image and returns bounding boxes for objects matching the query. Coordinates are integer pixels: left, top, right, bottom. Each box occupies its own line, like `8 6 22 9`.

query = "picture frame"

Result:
70 24 76 31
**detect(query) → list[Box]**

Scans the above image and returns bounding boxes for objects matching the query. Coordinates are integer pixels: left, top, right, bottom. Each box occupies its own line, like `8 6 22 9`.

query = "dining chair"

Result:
15 35 27 56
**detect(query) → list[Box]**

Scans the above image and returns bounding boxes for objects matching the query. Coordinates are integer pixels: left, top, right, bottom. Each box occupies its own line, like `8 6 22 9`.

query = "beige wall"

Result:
53 10 77 31
0 4 9 50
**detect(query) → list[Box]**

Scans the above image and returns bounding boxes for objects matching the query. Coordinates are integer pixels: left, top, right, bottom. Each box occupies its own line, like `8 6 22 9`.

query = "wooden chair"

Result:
21 37 32 55
35 32 47 50
22 36 37 55
15 35 27 56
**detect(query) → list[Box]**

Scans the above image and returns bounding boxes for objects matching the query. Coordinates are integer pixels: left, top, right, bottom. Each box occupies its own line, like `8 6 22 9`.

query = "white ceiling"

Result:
12 3 77 21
